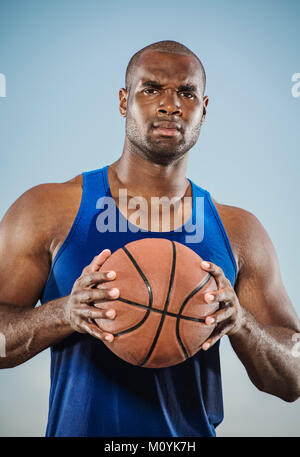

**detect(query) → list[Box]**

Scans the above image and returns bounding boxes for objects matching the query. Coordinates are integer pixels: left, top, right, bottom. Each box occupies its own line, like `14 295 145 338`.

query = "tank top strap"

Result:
188 178 207 228
82 166 108 204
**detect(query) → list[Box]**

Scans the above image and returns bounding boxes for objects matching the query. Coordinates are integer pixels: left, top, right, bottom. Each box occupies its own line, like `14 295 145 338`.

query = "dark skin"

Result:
0 50 300 403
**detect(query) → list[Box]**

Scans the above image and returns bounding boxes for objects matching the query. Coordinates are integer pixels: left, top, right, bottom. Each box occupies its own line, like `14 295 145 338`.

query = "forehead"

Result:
133 50 203 90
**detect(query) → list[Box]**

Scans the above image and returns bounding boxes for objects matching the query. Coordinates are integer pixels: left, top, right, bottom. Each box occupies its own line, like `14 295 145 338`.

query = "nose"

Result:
157 90 182 116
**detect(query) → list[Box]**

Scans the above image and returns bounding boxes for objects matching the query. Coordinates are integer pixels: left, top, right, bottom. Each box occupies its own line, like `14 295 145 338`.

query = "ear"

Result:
200 96 209 125
119 88 128 117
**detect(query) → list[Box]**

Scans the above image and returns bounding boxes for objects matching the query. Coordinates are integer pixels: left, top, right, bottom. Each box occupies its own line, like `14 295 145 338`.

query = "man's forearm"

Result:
0 298 73 369
229 308 300 402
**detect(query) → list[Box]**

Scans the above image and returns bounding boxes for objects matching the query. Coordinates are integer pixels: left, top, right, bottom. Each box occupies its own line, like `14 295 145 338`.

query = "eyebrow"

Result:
141 80 198 93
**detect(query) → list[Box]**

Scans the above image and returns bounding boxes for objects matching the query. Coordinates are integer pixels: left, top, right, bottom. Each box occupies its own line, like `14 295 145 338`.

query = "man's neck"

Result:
109 144 190 200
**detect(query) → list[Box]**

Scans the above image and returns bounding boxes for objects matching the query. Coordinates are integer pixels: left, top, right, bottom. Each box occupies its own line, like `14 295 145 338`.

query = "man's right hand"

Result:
63 249 119 343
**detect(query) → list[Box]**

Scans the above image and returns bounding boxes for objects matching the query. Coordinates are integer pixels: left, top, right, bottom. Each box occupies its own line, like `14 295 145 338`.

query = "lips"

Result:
152 121 182 137
153 121 181 130
154 127 179 137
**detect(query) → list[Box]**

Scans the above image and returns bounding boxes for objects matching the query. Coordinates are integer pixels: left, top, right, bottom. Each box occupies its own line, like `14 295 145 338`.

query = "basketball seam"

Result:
113 246 153 337
139 240 177 367
117 297 207 323
176 273 213 358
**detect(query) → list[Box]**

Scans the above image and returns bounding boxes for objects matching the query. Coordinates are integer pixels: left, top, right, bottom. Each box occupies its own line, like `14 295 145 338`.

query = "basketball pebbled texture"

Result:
96 238 219 368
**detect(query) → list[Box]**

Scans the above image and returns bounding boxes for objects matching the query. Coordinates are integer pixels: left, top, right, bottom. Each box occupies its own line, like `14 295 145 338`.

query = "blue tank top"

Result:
41 165 238 437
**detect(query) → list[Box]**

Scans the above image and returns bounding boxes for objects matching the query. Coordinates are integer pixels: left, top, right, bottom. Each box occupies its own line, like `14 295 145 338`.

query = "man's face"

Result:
120 50 208 165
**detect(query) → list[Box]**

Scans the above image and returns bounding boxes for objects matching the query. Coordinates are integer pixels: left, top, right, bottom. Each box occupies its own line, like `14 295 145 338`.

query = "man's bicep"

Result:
234 215 300 331
0 188 51 308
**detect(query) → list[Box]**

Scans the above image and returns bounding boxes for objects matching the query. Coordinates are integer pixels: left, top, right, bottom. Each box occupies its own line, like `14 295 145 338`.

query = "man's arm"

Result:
200 207 300 402
0 185 118 369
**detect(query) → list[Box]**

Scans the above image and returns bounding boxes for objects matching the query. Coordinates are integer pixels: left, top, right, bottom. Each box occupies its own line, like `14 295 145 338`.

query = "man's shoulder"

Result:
28 173 83 197
11 173 83 220
1 174 83 252
34 172 82 198
213 198 260 228
211 198 268 273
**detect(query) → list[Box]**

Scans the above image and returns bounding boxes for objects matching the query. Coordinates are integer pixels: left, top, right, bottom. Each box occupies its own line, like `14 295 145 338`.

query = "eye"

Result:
179 92 195 99
143 88 159 95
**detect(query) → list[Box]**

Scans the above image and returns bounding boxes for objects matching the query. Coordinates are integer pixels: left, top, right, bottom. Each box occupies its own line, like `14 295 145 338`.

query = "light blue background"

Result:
0 0 299 436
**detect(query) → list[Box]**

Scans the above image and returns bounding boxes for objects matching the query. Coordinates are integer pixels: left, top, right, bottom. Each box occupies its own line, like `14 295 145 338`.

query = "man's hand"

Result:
200 260 245 351
63 249 119 343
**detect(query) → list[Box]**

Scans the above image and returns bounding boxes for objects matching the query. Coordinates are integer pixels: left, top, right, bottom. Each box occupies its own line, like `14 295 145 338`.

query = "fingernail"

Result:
203 342 210 350
107 271 116 279
106 309 115 318
206 317 215 325
205 294 214 302
202 261 210 268
109 288 119 297
105 334 113 342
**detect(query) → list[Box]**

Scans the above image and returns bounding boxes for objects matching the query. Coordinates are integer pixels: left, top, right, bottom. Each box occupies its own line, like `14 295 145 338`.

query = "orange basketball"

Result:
96 238 218 368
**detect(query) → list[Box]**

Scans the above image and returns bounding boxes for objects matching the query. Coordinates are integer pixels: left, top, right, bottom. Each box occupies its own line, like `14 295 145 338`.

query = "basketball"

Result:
96 238 219 368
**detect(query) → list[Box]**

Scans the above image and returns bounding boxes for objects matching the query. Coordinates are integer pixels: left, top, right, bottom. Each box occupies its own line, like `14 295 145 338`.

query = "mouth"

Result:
153 127 179 137
152 121 182 138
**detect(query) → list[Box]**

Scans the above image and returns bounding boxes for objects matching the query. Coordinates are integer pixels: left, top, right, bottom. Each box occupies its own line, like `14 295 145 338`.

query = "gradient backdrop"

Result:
0 0 299 437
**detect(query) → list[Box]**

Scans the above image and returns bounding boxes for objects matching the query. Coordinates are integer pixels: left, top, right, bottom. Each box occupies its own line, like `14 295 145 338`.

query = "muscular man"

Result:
0 40 300 437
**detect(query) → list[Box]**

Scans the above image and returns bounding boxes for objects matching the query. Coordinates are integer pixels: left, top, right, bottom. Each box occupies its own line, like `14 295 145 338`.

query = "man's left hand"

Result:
200 260 245 350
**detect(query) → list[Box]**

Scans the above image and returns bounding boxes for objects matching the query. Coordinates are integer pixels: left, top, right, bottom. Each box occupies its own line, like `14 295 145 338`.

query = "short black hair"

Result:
125 40 206 93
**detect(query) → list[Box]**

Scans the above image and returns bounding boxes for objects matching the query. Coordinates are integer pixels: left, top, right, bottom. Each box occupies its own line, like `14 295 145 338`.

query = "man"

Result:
0 40 299 437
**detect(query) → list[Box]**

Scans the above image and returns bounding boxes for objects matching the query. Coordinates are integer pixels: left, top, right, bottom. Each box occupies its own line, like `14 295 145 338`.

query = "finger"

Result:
81 249 112 275
204 304 235 325
201 261 229 289
79 320 114 342
204 287 234 306
202 321 234 350
78 287 119 304
76 270 116 289
75 306 116 320
90 249 112 272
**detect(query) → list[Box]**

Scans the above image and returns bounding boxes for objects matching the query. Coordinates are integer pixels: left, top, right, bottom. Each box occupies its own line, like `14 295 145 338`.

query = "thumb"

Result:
82 249 111 275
